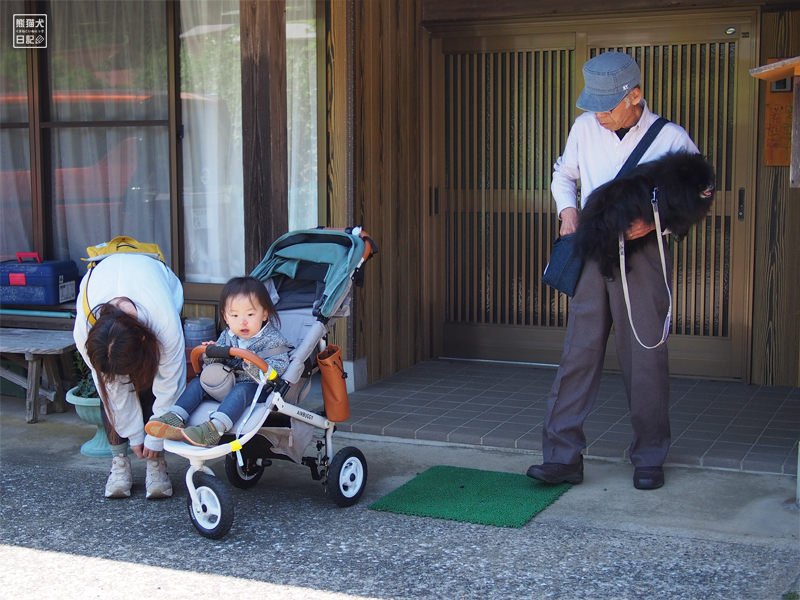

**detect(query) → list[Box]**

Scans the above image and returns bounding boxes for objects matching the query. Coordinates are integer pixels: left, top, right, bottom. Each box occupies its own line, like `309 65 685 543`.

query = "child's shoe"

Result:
145 412 185 440
181 421 221 447
105 454 132 498
145 457 173 499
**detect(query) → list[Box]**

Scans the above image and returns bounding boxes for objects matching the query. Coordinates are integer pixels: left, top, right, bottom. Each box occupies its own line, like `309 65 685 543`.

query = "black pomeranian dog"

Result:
574 151 716 280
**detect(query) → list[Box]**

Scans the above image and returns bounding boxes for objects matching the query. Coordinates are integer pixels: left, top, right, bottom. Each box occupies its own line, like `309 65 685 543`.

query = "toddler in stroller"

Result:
161 227 376 539
146 276 290 446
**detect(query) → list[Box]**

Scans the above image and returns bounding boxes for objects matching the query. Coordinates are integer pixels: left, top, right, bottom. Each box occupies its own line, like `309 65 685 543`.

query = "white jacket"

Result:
73 254 186 452
551 100 699 218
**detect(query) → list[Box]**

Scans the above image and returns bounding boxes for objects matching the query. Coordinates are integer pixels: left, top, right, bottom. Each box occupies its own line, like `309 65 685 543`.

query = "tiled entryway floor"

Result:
337 360 799 476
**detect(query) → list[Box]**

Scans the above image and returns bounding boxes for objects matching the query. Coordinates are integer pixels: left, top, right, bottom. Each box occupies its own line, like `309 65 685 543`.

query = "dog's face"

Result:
677 154 715 203
657 152 717 238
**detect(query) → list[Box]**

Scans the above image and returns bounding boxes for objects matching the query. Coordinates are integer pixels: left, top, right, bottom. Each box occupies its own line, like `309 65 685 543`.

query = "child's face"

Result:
222 293 268 340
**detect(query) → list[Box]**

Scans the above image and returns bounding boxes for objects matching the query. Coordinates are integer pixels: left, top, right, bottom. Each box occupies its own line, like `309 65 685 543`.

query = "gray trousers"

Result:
543 234 672 468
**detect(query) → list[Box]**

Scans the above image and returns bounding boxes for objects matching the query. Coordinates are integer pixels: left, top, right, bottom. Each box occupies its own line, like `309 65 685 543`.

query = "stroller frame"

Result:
164 227 376 539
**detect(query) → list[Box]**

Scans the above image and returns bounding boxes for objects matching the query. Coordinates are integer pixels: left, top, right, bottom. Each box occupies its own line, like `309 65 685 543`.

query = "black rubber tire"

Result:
187 472 234 539
327 446 367 507
224 454 265 489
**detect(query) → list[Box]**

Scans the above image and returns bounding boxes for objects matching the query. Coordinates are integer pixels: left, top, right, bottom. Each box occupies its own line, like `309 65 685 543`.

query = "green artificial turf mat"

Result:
369 465 571 528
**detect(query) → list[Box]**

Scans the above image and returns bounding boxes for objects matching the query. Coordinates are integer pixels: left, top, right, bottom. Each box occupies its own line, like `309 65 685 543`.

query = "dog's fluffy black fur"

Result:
574 151 716 279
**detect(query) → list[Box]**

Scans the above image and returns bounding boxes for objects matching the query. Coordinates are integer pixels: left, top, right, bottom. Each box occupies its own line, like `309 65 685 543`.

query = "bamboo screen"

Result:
444 42 736 338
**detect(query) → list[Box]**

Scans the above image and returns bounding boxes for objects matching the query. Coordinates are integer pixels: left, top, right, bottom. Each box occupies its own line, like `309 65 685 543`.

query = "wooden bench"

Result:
0 328 76 423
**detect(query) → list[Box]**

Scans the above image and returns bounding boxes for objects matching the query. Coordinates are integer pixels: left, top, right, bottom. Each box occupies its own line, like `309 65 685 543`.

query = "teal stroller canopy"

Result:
250 228 374 321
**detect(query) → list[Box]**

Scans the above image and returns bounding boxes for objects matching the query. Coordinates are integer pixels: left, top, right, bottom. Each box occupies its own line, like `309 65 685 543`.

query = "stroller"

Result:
164 227 377 539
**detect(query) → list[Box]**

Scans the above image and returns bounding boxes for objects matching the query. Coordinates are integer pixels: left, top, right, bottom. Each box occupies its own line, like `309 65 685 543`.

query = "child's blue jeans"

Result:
170 377 268 432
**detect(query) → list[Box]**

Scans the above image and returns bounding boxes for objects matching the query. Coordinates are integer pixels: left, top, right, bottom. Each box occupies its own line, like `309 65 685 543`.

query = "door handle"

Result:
738 188 745 221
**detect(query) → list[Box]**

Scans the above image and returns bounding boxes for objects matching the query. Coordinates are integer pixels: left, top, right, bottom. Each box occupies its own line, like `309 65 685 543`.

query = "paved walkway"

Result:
1 396 798 600
337 360 799 475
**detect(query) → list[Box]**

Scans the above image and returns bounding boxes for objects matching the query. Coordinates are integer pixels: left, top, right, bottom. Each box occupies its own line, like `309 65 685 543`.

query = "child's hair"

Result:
219 276 280 329
85 302 161 426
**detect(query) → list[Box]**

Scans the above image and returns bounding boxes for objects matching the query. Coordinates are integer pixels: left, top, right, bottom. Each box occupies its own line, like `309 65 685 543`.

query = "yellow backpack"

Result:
82 236 166 325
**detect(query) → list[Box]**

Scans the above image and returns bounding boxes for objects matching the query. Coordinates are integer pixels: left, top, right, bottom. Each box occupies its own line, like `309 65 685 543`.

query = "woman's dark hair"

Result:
219 276 280 329
85 302 161 421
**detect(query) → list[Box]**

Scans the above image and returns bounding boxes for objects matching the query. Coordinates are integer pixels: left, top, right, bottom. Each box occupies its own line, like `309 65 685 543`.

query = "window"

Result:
1 0 322 295
286 0 319 231
0 1 31 262
47 1 171 266
180 0 244 283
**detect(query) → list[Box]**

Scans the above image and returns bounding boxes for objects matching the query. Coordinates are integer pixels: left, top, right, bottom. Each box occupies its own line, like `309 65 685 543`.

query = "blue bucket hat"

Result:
576 51 641 113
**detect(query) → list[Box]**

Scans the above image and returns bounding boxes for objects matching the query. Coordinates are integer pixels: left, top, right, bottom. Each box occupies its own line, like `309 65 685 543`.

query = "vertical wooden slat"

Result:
520 51 529 326
702 43 717 336
718 42 729 338
487 52 495 324
535 50 546 326
452 54 460 323
502 51 511 324
693 44 709 336
445 53 453 321
471 53 479 323
475 54 489 323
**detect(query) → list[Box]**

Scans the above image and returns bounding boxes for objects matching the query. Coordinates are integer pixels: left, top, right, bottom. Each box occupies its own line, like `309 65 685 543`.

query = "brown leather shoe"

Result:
526 456 583 484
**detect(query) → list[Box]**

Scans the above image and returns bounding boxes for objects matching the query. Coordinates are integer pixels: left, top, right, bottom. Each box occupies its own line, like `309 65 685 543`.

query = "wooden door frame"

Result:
420 7 760 381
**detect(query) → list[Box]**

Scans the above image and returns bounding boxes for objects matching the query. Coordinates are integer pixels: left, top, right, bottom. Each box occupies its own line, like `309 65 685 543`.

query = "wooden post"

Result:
793 73 800 187
240 0 289 271
24 353 42 423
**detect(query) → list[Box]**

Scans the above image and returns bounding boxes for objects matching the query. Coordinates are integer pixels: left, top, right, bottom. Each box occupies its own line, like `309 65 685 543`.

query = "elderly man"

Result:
527 51 699 490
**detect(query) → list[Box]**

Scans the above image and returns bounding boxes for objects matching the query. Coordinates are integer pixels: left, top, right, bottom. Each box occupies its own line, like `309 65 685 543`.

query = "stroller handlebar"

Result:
317 226 378 262
190 345 279 382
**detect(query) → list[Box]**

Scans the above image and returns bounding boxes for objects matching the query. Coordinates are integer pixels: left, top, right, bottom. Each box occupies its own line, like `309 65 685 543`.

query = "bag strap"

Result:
82 245 166 327
82 267 98 326
615 117 672 349
619 189 672 349
256 345 291 359
616 117 669 179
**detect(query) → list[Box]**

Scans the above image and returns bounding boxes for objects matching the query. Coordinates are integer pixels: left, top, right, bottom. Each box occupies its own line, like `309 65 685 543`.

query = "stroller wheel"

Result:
187 472 234 539
327 447 367 507
225 454 265 489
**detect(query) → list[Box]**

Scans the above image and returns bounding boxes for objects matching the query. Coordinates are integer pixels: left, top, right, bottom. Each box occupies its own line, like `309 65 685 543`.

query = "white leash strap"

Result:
619 187 672 349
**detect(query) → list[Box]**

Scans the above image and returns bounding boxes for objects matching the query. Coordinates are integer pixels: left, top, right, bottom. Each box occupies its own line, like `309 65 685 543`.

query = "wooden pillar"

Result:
241 0 289 272
326 0 356 363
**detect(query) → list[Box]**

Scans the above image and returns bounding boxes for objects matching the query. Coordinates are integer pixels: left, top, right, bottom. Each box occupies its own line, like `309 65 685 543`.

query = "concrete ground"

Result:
1 394 798 600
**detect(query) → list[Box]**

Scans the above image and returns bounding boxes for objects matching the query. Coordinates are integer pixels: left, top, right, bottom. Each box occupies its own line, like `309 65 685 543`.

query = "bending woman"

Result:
73 253 186 499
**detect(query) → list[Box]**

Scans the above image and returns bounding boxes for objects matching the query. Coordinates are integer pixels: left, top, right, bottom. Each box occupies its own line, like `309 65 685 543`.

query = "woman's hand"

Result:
201 341 216 346
131 444 160 459
142 447 160 459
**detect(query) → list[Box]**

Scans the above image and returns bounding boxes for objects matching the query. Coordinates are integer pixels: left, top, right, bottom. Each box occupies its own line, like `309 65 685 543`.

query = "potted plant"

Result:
65 352 119 457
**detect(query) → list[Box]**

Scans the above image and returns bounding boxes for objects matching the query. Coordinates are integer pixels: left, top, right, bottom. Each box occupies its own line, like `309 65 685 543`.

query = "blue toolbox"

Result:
0 252 80 306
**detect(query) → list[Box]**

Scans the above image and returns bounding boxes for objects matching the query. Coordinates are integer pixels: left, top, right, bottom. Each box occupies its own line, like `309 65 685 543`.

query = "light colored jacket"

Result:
551 99 699 218
73 253 186 452
204 322 290 382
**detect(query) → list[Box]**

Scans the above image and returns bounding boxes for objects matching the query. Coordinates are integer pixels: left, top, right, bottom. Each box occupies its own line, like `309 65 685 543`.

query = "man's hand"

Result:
559 207 579 236
625 218 656 241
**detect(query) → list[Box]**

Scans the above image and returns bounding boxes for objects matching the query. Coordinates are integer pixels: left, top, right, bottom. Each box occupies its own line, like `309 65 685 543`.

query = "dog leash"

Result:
618 187 672 349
